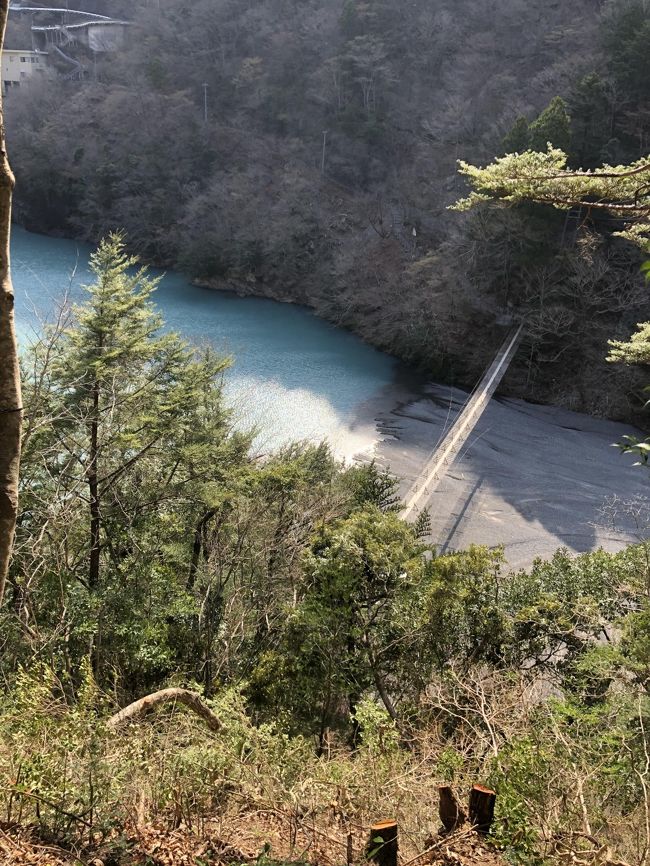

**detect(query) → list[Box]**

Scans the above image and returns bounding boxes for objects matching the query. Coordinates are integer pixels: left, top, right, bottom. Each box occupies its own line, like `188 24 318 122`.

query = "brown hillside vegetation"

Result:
0 820 509 866
6 0 650 421
2 6 650 866
0 810 632 866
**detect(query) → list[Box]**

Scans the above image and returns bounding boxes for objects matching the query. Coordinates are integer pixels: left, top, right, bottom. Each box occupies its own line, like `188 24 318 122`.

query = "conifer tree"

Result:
501 116 530 155
17 234 249 682
452 148 650 252
528 96 572 154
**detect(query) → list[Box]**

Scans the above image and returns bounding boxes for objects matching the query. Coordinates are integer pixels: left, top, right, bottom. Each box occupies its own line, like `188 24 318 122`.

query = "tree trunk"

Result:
438 785 466 832
107 687 223 732
468 784 496 834
364 631 399 722
0 0 21 609
187 507 217 590
88 381 100 590
366 820 398 866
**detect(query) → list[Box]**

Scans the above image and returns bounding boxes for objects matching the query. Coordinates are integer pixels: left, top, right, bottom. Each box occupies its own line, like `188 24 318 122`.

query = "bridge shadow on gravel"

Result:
372 384 649 570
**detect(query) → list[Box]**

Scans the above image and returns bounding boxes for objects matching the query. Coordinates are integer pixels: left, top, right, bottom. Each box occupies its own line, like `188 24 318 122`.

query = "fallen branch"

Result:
2 788 93 828
107 688 222 733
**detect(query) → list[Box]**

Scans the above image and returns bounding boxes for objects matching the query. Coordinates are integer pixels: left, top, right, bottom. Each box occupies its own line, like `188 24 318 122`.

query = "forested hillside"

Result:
3 5 650 862
3 236 650 864
7 0 650 420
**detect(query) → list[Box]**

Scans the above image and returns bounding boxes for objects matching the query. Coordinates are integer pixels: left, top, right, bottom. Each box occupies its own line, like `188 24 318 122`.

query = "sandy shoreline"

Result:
352 378 649 571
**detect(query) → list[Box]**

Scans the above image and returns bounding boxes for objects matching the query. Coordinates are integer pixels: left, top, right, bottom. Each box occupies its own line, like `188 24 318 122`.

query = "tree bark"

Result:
468 784 496 834
88 381 100 590
187 507 217 590
0 0 21 609
364 631 399 722
438 785 466 832
366 820 398 866
107 687 223 732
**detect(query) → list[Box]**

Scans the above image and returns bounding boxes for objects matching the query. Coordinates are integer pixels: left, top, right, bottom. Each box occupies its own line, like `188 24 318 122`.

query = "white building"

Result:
1 48 47 93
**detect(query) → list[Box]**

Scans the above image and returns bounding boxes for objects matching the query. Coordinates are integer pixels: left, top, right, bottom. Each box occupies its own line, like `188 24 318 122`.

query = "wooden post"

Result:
367 820 398 866
468 785 496 834
438 785 466 832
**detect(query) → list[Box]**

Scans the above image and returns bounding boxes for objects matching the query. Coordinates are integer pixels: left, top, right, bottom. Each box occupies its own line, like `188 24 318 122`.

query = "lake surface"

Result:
11 227 396 456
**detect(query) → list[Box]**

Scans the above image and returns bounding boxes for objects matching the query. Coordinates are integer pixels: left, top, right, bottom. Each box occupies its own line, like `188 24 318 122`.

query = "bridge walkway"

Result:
401 323 523 522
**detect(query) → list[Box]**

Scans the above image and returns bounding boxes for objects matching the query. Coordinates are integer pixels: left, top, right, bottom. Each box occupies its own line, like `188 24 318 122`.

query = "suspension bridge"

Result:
401 323 524 522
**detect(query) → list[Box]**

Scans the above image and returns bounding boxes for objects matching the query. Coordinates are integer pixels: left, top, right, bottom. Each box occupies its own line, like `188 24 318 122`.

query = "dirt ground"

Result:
0 816 508 866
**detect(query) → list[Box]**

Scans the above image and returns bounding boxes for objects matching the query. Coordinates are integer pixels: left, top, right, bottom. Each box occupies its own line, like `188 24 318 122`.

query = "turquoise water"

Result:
11 227 396 455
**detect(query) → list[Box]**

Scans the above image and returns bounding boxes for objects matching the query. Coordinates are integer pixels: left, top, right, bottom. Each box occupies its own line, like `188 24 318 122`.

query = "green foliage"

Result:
353 698 399 756
503 545 649 693
421 545 509 671
528 96 571 153
502 98 571 160
453 148 650 253
487 736 548 858
344 459 401 512
602 0 650 104
435 746 464 785
608 321 650 366
501 116 530 155
295 506 427 727
621 604 650 685
9 236 352 700
12 235 251 693
569 73 614 168
413 508 431 539
608 322 650 464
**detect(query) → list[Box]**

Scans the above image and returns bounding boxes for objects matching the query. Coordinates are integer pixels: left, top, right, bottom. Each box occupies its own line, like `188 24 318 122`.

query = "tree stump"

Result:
438 785 466 832
468 785 496 834
366 820 398 866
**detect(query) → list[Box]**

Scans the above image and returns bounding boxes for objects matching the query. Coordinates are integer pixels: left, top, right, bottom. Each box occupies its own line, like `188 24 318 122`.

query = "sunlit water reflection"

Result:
12 227 396 457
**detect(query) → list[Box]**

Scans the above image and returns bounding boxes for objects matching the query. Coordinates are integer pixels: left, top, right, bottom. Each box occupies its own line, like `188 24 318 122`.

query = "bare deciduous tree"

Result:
0 0 21 608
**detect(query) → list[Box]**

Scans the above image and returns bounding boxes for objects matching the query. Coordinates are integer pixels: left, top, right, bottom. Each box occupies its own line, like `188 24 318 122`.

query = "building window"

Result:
20 71 26 78
9 56 14 62
20 56 26 62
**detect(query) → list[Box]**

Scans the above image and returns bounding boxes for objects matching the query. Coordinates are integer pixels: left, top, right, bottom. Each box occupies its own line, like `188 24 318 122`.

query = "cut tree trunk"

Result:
439 785 467 832
468 784 496 834
367 820 398 866
0 0 21 609
107 688 223 733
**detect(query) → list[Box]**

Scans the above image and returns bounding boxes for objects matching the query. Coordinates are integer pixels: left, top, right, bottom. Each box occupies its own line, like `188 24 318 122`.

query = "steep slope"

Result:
6 0 648 420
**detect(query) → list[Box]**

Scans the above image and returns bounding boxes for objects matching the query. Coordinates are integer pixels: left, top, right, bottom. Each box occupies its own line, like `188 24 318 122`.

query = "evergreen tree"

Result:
297 506 426 729
345 459 401 512
501 115 530 154
15 234 250 688
569 73 613 168
602 0 650 105
452 148 650 253
529 96 572 153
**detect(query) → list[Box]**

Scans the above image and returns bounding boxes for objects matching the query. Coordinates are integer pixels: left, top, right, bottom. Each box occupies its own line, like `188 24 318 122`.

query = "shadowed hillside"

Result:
5 0 650 420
